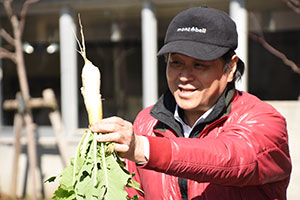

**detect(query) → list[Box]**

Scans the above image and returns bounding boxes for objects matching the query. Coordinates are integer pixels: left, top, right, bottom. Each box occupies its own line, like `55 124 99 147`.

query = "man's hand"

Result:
90 116 147 163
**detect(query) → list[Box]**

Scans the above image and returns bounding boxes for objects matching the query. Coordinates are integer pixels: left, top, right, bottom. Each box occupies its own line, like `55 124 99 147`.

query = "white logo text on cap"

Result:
177 27 206 33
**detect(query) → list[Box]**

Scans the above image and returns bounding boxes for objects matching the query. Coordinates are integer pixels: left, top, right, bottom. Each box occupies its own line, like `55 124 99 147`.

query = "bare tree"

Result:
248 1 300 75
0 0 39 199
283 0 300 13
249 33 300 75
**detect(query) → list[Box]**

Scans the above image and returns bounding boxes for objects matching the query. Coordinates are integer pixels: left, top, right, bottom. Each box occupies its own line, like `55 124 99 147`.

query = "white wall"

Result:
267 101 300 200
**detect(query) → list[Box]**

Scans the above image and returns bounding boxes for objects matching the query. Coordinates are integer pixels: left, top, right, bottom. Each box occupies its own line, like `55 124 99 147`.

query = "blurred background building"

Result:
0 0 299 199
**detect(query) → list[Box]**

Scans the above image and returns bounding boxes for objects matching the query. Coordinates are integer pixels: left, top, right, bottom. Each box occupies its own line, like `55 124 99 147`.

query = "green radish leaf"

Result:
59 161 74 190
46 130 143 199
126 175 143 194
97 153 130 199
44 176 56 183
129 195 140 200
53 186 76 200
73 156 85 177
75 171 95 198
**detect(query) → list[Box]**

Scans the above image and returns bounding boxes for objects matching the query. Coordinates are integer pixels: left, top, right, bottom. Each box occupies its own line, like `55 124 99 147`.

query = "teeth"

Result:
179 86 196 92
180 88 195 92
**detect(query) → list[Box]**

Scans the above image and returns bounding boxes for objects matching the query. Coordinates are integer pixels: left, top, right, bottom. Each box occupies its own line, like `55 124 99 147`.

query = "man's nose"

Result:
179 66 194 81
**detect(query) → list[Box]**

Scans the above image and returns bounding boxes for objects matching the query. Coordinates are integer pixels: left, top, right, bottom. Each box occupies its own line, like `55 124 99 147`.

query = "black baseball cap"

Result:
157 7 244 69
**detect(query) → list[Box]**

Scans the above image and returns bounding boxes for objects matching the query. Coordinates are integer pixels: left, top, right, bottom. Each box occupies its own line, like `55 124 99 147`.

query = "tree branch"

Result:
0 28 15 46
0 46 16 63
283 0 300 13
20 0 39 34
249 33 300 75
2 0 14 19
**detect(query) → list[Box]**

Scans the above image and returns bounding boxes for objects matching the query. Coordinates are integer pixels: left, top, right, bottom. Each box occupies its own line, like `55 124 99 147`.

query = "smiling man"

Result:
91 7 292 200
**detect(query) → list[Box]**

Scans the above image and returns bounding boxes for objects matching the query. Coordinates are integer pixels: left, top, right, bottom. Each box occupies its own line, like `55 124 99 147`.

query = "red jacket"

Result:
126 91 291 200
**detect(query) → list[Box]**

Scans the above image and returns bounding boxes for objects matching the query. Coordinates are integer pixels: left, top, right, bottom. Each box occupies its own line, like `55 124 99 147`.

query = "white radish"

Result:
75 14 104 186
76 14 103 126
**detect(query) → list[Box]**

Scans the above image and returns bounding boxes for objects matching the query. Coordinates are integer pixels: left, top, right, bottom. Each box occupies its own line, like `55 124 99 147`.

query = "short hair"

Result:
221 49 244 83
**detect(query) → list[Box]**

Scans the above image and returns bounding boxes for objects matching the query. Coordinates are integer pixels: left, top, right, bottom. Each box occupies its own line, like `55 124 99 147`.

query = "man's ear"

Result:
227 54 238 83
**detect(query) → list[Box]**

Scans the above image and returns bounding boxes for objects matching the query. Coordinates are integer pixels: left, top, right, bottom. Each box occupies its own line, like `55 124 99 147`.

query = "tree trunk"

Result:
11 15 38 200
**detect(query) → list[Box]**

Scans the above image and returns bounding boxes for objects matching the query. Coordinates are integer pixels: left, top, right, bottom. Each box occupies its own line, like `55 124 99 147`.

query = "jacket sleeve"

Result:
140 104 292 187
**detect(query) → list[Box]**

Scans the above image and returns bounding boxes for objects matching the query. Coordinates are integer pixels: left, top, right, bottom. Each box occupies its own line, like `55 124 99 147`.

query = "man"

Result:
91 7 292 200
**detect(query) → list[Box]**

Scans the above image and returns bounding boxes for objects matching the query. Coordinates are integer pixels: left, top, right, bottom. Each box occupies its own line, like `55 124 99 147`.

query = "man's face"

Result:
166 53 236 116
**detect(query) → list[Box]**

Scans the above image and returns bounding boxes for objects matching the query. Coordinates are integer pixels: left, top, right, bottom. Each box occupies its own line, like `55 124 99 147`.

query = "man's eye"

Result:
169 60 181 66
195 63 205 68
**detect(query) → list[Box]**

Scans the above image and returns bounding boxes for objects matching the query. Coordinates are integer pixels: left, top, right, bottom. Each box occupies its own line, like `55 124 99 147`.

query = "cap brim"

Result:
157 40 230 61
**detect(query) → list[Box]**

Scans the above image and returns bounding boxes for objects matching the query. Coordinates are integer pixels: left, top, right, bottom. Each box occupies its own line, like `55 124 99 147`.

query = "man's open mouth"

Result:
179 86 197 93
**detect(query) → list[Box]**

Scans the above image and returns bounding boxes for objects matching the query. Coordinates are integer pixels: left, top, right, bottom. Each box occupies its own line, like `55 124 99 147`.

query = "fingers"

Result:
112 143 130 153
96 134 129 153
90 116 135 158
96 131 133 159
96 133 131 158
96 132 128 146
90 116 130 133
92 117 147 163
